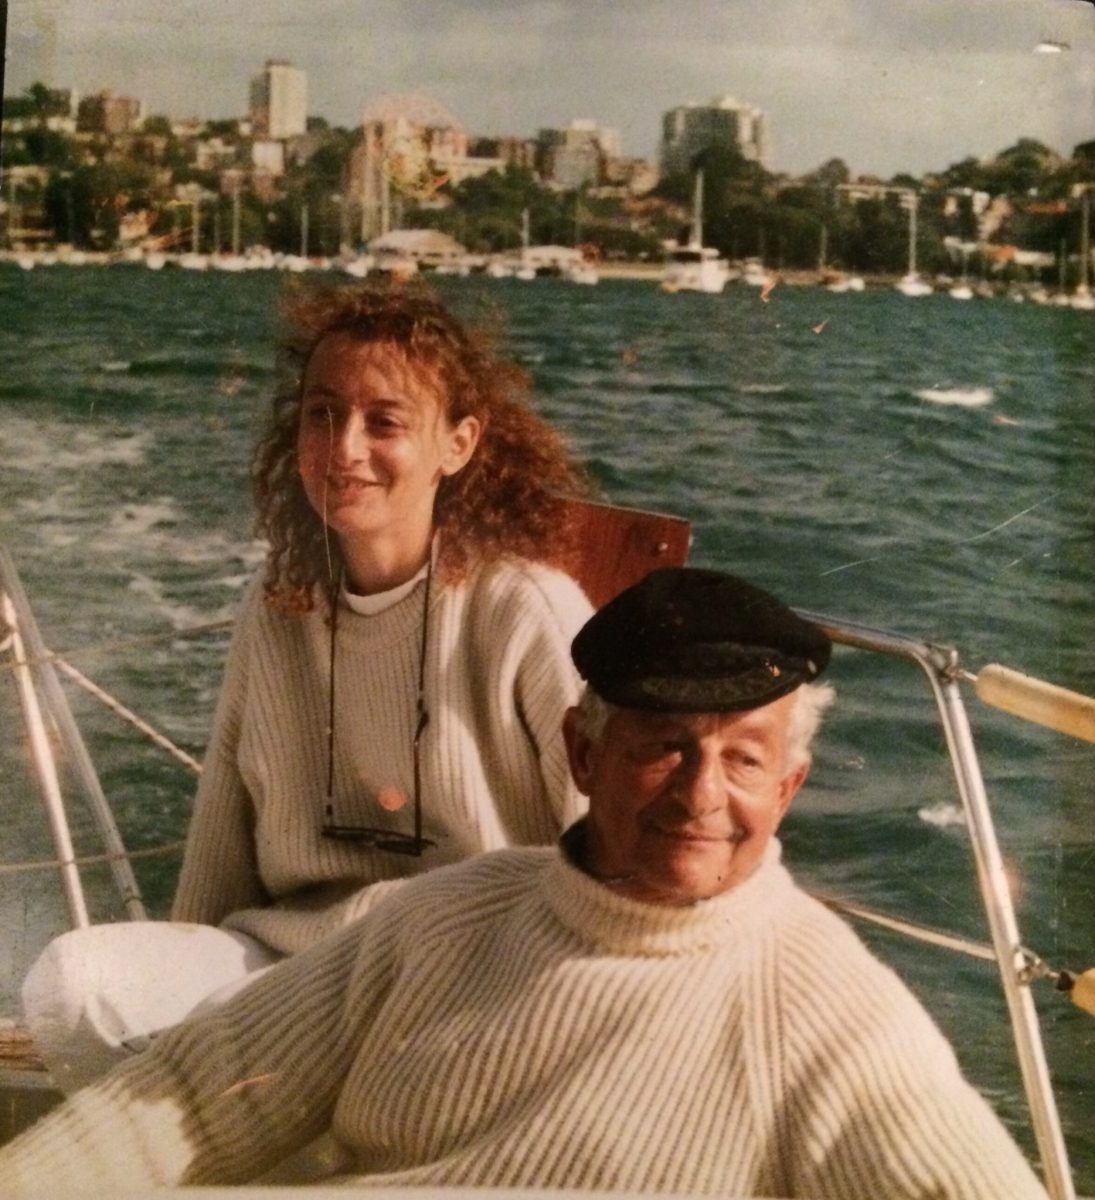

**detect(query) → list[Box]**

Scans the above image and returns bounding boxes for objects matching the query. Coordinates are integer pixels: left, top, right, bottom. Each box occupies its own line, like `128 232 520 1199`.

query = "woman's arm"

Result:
171 580 267 924
483 562 594 830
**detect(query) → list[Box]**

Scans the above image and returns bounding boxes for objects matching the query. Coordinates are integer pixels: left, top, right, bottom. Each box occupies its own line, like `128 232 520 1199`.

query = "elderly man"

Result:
0 568 1046 1198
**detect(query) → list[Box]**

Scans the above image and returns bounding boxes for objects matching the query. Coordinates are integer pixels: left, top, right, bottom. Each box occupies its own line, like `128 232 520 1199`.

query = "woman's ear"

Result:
440 415 481 477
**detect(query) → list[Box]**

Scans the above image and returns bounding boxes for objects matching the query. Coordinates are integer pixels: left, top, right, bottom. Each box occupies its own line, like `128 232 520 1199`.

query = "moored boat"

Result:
661 170 731 294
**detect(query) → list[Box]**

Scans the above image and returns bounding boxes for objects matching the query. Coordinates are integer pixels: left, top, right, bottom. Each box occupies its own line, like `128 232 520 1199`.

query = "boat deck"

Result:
0 1024 60 1147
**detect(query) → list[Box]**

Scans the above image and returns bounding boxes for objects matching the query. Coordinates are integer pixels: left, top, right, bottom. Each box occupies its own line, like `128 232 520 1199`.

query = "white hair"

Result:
574 680 835 771
785 680 835 770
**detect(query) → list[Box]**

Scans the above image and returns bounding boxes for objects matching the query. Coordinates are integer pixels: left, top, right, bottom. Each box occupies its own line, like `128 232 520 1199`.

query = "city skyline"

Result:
5 0 1095 178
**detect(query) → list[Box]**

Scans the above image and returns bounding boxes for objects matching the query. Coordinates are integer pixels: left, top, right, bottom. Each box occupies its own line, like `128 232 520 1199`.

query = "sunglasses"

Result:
320 555 435 856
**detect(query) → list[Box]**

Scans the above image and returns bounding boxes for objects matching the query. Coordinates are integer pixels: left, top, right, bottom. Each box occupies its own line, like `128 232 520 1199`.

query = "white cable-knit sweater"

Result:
1 840 1047 1197
171 556 593 953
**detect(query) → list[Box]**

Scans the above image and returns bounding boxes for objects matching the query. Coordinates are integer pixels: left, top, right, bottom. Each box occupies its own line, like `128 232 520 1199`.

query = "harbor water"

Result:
1 264 1092 1188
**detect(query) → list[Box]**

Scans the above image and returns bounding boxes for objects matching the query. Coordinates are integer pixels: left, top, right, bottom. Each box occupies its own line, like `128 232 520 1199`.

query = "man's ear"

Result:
776 763 809 823
563 707 596 797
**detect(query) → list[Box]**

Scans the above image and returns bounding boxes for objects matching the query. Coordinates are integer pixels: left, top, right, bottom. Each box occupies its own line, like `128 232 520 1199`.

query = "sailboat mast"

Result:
231 184 241 257
1080 190 1091 291
907 192 918 276
691 170 704 246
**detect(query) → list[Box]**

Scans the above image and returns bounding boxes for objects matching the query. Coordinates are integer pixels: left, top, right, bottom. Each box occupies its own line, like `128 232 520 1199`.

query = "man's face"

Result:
564 693 807 906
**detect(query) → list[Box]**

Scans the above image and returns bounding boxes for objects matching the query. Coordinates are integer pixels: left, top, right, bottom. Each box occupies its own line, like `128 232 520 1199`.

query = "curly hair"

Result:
253 280 594 610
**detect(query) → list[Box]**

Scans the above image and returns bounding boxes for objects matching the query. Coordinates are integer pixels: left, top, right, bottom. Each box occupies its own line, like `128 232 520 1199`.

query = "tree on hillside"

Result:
437 165 569 251
987 139 1061 196
803 157 851 191
1073 140 1095 170
142 115 173 137
939 156 990 192
840 197 909 274
5 81 66 123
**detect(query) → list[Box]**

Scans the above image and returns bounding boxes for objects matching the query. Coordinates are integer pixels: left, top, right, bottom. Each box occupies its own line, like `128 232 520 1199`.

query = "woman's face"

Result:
296 334 479 552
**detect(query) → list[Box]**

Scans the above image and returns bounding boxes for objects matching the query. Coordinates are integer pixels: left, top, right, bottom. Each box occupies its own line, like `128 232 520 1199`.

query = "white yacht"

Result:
819 225 865 292
515 209 537 280
740 256 775 288
826 273 866 293
661 170 730 295
564 260 599 285
897 275 934 296
895 191 933 296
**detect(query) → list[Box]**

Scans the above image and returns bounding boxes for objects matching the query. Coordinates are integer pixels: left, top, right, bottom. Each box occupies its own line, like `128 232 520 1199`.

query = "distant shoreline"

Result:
0 251 1018 293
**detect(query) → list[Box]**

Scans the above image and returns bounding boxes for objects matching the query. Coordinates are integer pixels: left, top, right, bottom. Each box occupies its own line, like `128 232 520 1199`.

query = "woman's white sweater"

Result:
1 842 1047 1198
170 556 593 952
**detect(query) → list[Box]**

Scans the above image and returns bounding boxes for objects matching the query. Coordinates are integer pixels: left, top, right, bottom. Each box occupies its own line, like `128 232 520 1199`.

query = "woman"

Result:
25 282 596 1090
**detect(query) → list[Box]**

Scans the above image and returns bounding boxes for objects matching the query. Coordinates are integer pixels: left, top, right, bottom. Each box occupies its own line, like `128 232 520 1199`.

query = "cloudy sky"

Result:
6 0 1095 177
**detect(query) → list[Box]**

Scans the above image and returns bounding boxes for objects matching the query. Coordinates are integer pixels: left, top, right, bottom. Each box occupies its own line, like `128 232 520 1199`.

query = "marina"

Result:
1 241 1093 1192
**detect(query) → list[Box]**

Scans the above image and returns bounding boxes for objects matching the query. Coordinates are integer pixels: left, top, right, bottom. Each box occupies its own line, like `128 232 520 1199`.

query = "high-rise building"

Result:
76 91 144 135
536 119 619 190
660 96 769 177
249 60 307 140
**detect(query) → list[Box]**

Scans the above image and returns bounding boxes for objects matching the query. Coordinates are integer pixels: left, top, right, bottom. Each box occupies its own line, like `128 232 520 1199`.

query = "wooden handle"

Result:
975 664 1095 743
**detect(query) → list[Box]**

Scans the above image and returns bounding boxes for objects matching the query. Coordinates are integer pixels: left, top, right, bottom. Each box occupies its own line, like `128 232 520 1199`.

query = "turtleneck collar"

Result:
342 559 429 616
544 821 791 957
341 534 439 616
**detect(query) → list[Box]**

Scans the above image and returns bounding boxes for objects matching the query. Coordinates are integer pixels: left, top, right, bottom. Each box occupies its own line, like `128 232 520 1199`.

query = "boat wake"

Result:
739 382 788 395
917 801 967 828
915 386 994 408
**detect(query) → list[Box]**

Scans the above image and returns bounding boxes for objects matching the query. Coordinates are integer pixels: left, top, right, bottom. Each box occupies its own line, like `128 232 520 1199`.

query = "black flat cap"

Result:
571 567 830 713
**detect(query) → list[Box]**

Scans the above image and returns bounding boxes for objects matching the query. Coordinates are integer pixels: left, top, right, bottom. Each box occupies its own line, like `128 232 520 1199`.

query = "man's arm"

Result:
778 903 1048 1199
0 911 394 1191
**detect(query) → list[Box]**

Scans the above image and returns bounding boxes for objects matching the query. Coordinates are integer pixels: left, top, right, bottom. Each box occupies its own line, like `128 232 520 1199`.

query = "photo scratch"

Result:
819 556 887 577
221 1073 277 1097
962 492 1061 543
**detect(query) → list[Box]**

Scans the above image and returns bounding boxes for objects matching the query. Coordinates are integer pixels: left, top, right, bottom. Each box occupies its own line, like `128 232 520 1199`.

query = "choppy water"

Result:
1 264 1092 1187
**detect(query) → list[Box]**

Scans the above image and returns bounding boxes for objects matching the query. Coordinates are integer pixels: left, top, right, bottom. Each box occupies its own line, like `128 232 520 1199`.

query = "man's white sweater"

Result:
0 841 1047 1198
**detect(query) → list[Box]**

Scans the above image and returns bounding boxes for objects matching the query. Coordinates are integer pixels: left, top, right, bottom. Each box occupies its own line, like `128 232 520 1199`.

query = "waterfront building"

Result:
195 137 241 172
351 95 470 240
536 119 618 189
249 60 307 140
660 95 769 177
600 157 659 196
2 164 53 248
468 136 537 173
251 140 286 177
76 90 144 136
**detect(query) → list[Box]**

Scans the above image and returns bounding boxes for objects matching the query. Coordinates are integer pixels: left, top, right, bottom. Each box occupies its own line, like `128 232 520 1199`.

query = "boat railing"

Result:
795 607 1095 1200
0 546 146 925
3 542 1093 1196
